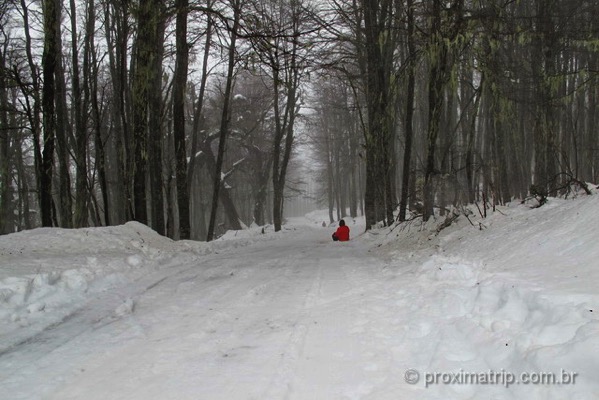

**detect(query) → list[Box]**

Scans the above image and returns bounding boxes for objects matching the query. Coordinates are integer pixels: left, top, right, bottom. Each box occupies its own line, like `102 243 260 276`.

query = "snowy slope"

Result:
357 193 599 399
0 193 598 399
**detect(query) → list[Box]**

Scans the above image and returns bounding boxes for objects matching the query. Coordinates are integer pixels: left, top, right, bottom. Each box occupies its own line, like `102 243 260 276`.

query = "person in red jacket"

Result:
332 219 350 242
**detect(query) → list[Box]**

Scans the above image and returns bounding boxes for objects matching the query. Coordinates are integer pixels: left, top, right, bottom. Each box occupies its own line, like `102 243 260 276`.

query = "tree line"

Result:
0 0 598 238
0 0 311 239
309 0 598 227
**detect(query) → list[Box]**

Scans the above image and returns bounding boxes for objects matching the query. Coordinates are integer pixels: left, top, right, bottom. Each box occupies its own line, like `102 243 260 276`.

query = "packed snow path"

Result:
1 197 599 400
0 227 405 400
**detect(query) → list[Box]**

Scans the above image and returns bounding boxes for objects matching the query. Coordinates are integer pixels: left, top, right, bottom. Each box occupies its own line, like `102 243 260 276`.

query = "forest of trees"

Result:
0 0 598 239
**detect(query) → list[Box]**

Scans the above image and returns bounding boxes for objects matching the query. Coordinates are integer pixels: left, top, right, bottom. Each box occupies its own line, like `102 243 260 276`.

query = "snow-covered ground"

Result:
1 191 598 399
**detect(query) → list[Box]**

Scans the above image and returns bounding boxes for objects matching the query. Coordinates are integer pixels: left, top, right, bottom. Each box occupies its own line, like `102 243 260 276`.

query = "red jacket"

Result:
334 225 350 241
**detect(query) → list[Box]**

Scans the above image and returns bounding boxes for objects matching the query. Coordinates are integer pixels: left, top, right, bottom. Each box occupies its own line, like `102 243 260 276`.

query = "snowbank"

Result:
368 193 599 398
0 221 276 354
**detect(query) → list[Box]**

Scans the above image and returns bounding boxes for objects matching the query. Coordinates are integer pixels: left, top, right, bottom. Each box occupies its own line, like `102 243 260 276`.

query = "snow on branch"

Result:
222 157 247 183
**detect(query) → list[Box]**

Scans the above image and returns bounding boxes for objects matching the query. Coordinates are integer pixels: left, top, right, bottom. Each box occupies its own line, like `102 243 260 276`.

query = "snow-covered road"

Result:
2 196 599 399
1 226 403 400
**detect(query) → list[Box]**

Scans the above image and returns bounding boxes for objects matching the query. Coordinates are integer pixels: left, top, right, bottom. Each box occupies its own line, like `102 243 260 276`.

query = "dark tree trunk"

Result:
0 45 11 234
71 0 89 228
272 44 300 232
399 0 415 223
253 171 270 226
423 0 443 221
148 4 166 235
361 0 397 228
70 0 91 228
531 0 558 194
326 133 334 224
187 22 212 186
54 8 73 228
40 0 60 227
86 1 108 225
272 86 298 232
17 0 42 227
423 0 463 221
202 143 243 233
104 0 131 224
132 0 163 226
465 74 483 204
173 0 190 239
187 7 213 239
249 147 271 226
348 107 358 218
207 0 240 241
15 137 33 230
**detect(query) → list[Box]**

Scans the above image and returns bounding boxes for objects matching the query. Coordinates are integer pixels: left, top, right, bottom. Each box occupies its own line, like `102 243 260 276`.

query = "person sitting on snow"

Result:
332 219 350 242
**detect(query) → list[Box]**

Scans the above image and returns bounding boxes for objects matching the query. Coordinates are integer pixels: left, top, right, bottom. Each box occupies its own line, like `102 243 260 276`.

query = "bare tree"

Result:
206 0 242 241
247 0 312 232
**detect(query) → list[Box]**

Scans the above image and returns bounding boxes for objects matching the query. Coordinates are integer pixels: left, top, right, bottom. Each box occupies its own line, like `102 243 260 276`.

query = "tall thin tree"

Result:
206 0 241 241
173 0 191 239
40 0 60 227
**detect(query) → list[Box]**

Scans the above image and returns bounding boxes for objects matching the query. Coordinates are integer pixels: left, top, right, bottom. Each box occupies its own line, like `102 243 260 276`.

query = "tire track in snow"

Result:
0 249 262 389
261 257 324 399
1 228 389 400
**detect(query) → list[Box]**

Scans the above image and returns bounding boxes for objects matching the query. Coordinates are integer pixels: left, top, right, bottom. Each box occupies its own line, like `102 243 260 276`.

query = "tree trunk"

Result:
361 0 398 229
272 45 300 232
17 0 42 227
148 4 166 235
0 46 11 234
466 73 483 203
187 14 212 173
253 174 269 226
15 137 33 229
132 0 163 226
40 0 60 227
206 0 240 242
86 1 109 226
187 8 213 239
326 132 334 224
398 0 415 222
54 6 73 228
348 116 358 218
104 0 131 224
71 0 89 228
173 0 191 239
423 0 450 221
251 150 271 226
